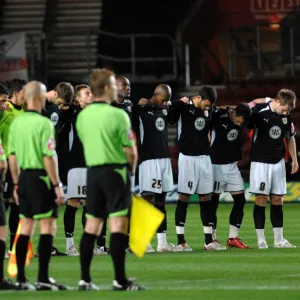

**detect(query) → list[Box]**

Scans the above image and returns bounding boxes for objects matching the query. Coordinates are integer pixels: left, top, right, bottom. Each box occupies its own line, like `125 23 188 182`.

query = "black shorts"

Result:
18 170 58 220
86 165 131 219
4 162 13 199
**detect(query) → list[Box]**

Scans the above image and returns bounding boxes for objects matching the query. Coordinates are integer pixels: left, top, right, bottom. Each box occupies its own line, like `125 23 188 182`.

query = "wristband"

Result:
13 183 18 190
53 182 63 188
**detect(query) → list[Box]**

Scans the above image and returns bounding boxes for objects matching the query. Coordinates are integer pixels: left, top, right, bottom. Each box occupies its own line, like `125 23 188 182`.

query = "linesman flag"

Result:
129 194 164 257
7 220 34 278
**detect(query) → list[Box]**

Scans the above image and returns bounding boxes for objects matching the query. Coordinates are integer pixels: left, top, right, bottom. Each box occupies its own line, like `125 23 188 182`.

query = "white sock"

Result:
229 225 239 239
256 229 266 243
273 227 283 244
66 237 74 250
157 232 167 248
176 226 185 234
212 228 217 240
203 226 212 234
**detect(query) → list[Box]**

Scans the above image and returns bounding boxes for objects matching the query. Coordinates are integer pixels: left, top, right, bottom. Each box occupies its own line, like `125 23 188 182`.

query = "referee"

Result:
76 69 144 291
8 81 67 290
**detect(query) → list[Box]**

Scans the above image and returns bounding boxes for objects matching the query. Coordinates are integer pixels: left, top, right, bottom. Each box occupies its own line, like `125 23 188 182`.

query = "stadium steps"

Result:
0 0 47 58
47 0 102 82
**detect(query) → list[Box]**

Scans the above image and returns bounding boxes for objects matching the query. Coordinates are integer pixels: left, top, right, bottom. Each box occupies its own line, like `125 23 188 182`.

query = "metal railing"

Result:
42 29 179 83
228 22 297 80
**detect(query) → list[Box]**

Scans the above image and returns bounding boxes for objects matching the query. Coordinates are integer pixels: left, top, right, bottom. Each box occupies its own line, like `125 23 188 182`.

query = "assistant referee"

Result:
8 81 67 291
76 69 144 291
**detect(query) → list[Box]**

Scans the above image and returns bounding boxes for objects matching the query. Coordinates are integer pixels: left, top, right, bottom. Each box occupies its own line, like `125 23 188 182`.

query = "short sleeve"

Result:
118 111 135 147
0 137 6 160
41 119 56 156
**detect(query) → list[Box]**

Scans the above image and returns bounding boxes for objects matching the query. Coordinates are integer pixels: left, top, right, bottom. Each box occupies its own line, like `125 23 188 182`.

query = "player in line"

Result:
210 103 252 248
9 81 67 290
77 69 144 291
63 84 92 256
172 86 225 251
136 84 177 252
97 76 133 255
249 89 298 248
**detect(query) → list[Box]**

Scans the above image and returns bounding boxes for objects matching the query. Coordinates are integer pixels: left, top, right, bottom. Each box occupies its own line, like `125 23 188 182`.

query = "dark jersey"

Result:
250 103 295 164
42 100 60 129
137 105 170 162
111 99 132 121
174 99 211 156
68 109 85 169
210 107 244 164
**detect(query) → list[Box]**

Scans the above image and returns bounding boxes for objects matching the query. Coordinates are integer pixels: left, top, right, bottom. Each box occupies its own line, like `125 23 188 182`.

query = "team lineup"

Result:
0 68 298 291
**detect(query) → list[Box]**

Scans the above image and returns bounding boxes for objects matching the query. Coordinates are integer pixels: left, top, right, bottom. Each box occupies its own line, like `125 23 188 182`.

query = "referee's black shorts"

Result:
86 165 131 219
4 160 13 199
18 170 58 220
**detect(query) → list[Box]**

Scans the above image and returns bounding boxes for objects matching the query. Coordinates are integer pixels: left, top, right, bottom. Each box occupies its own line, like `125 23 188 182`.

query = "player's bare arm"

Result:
287 136 299 174
0 159 7 181
124 144 138 175
8 154 19 205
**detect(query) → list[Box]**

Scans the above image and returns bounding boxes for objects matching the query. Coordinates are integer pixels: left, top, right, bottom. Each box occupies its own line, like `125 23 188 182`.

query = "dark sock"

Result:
16 234 30 282
97 218 107 248
154 204 167 233
230 194 246 229
175 200 188 244
253 204 266 229
200 201 213 245
0 240 5 282
270 205 283 228
211 194 220 230
80 232 96 283
82 206 86 229
9 203 19 251
64 205 78 238
110 233 127 285
38 234 53 283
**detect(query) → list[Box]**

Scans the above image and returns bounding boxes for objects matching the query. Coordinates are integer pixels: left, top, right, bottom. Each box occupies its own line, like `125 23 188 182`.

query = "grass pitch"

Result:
2 203 300 299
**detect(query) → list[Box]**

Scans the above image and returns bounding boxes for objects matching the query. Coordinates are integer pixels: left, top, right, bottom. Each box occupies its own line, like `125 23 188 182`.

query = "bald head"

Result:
154 84 172 104
116 76 131 101
24 81 47 110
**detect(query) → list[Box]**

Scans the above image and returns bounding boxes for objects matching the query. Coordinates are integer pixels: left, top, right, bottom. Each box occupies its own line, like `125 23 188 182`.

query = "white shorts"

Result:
213 163 244 194
178 153 213 195
131 174 135 193
67 168 87 200
139 158 173 194
250 159 286 195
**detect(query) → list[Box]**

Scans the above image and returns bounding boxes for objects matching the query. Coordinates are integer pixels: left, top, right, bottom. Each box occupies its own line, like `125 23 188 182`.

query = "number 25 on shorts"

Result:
152 179 162 189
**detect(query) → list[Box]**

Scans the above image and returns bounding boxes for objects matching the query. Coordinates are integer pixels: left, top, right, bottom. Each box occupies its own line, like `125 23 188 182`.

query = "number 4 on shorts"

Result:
188 181 193 191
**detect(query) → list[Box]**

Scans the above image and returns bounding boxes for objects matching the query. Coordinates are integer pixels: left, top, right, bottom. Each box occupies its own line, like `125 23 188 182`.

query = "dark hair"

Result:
235 103 252 123
74 84 90 100
199 86 217 104
54 82 74 105
89 68 115 97
0 83 8 95
276 89 296 110
7 79 26 98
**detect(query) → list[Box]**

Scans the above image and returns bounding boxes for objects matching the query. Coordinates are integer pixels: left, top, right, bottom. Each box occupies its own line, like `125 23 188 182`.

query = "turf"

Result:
2 203 300 299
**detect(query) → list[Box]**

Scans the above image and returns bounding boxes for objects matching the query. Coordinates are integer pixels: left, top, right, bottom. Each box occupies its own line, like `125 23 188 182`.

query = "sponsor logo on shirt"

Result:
128 129 135 141
194 117 205 131
155 117 165 131
47 138 55 151
50 112 59 126
269 126 282 139
227 129 239 141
